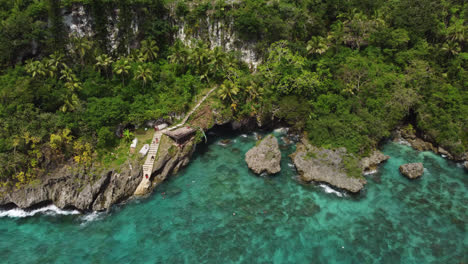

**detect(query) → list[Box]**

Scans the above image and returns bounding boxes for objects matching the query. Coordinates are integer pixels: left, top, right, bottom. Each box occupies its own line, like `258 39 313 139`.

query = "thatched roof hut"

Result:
164 127 196 143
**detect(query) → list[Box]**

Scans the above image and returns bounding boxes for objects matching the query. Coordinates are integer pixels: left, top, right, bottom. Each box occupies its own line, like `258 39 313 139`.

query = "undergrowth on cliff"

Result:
0 0 466 186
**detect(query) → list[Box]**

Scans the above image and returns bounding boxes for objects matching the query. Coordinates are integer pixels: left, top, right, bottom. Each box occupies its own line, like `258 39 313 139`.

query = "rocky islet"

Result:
245 134 282 175
399 163 424 179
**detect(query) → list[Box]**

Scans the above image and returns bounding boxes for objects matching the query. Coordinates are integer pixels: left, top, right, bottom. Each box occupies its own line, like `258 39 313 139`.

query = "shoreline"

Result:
1 122 466 217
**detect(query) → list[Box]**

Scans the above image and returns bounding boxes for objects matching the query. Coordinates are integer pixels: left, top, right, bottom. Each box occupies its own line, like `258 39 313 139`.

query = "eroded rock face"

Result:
0 159 142 211
393 127 467 162
360 151 390 173
0 135 197 211
399 163 424 179
245 134 281 174
291 139 366 193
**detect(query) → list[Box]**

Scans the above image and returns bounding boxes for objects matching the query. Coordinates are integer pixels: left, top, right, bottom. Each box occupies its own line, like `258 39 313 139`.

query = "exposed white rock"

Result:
245 134 281 174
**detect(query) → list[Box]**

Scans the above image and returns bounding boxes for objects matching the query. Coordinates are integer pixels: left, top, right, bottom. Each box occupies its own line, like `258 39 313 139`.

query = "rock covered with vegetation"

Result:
399 163 424 179
0 159 141 211
0 133 197 211
291 139 366 193
245 134 281 175
360 151 390 174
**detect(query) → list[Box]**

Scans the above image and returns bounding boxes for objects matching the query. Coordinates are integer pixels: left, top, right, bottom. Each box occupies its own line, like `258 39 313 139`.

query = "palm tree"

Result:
189 41 211 78
209 46 227 80
113 58 132 85
71 36 93 65
441 41 461 56
168 40 187 64
134 64 153 89
446 18 466 43
139 39 159 62
218 80 239 102
95 54 114 78
168 40 190 74
306 36 329 55
244 81 263 101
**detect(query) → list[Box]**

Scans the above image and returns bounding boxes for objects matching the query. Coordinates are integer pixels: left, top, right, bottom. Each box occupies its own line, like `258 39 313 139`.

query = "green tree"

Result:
139 39 159 62
44 52 66 78
218 80 239 103
307 36 329 55
134 64 153 89
95 54 114 78
70 36 93 65
25 60 46 78
122 129 134 143
113 58 132 85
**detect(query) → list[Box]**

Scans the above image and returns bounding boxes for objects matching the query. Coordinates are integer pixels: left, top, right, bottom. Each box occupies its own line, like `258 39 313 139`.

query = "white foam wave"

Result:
274 127 288 135
396 139 411 146
240 134 248 138
287 163 295 168
252 132 259 139
79 211 105 226
319 184 344 197
0 205 80 218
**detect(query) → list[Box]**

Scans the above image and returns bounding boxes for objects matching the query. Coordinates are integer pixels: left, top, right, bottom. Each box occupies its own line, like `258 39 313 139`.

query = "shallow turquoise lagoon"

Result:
0 130 467 263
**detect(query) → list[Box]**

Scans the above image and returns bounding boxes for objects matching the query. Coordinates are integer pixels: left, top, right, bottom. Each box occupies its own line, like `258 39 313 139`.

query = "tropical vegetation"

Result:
0 0 466 187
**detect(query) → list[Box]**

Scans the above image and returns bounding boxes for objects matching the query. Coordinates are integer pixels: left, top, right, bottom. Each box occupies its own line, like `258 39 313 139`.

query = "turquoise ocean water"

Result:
0 129 466 263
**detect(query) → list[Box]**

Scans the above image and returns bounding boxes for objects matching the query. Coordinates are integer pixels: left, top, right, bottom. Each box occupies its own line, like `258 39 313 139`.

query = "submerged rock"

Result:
290 139 366 193
245 134 281 175
219 139 232 146
360 151 390 174
399 163 424 179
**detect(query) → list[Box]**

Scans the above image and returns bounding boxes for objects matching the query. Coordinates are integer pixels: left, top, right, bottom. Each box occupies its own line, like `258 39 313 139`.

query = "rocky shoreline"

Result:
0 134 197 212
393 127 467 163
1 118 466 213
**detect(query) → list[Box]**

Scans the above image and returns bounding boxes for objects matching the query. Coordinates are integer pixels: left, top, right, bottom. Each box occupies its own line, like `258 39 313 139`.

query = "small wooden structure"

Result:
164 127 196 144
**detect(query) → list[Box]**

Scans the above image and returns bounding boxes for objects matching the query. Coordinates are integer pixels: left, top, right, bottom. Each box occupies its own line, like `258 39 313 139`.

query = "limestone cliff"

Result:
0 135 196 212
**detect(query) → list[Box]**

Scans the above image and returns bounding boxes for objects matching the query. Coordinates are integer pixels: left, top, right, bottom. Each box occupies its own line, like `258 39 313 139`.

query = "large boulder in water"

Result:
245 134 281 174
399 163 424 179
290 138 366 193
